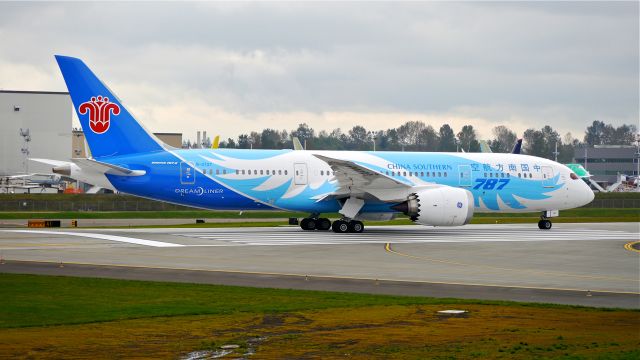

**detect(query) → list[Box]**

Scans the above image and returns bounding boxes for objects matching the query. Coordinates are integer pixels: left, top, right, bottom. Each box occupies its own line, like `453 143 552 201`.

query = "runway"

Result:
1 223 638 308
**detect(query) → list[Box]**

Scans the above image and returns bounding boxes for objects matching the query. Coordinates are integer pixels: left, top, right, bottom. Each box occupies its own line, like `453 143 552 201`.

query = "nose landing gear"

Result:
538 216 552 230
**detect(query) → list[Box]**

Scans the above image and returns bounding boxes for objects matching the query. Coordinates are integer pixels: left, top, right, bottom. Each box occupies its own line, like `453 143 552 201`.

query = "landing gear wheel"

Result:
300 218 317 231
332 220 349 233
538 219 552 230
317 218 331 231
348 220 364 233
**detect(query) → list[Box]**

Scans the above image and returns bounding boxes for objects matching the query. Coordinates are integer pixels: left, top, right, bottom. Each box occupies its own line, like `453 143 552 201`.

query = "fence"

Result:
0 196 191 212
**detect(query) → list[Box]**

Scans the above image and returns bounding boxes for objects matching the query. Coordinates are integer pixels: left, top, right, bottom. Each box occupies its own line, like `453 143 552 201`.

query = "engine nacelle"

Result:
392 187 474 226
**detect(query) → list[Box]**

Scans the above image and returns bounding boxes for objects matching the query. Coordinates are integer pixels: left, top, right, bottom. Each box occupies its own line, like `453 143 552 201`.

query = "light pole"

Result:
19 128 31 176
635 135 640 187
583 145 588 170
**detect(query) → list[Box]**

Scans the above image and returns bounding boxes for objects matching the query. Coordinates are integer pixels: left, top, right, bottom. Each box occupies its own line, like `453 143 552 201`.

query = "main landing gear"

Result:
300 217 331 231
332 219 364 233
299 217 365 233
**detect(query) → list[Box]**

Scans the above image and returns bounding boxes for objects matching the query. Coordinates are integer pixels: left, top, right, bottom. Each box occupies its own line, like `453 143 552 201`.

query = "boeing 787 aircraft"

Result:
53 55 594 233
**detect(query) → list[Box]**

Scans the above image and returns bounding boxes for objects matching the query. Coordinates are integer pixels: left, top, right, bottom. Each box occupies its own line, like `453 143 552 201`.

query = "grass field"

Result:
0 274 638 359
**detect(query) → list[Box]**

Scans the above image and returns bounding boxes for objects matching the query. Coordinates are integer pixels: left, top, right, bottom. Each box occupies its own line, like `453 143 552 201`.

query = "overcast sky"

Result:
0 1 637 141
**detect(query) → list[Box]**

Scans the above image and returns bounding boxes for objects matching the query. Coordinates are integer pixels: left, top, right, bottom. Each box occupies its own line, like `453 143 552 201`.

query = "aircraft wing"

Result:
71 158 146 177
313 154 412 202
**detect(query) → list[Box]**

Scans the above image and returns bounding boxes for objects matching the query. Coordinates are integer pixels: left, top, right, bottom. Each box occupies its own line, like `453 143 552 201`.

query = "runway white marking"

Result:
0 230 184 248
172 227 637 247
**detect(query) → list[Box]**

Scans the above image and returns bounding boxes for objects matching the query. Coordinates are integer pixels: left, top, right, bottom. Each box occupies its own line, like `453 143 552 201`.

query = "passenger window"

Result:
403 171 407 176
260 170 263 175
438 172 441 177
236 170 239 175
321 170 324 176
223 170 226 175
241 170 245 175
444 172 447 177
278 170 282 175
518 173 521 178
284 170 288 175
420 172 424 177
296 170 299 176
254 170 257 175
216 169 220 175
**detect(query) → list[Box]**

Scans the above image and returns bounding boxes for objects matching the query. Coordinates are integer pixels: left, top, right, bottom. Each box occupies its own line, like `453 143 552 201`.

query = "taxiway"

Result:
1 223 638 308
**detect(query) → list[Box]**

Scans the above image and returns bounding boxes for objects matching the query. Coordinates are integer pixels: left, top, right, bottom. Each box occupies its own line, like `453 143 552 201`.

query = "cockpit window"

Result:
570 173 579 180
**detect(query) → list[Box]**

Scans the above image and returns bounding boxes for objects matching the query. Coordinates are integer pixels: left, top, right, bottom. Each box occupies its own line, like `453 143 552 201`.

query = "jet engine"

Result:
391 187 474 226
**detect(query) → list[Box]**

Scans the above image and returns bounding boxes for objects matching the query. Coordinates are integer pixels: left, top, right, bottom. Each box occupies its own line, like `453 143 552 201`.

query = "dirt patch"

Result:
1 305 638 359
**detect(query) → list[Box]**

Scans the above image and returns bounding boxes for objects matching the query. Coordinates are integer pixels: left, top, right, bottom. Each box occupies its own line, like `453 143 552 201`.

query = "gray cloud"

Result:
0 1 637 140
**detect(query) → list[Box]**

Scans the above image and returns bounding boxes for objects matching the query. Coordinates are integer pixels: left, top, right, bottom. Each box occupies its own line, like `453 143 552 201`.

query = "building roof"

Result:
0 90 69 95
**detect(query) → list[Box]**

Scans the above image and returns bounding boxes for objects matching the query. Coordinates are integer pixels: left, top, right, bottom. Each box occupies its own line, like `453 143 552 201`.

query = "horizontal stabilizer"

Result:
29 158 71 167
71 158 146 177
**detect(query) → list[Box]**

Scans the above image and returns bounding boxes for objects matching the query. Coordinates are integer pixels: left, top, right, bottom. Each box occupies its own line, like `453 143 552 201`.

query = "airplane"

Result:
53 55 595 232
0 173 63 193
479 139 522 154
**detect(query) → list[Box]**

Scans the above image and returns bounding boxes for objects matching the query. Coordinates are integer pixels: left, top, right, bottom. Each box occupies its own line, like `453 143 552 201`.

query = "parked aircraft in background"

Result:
53 55 594 232
479 139 523 154
0 173 63 193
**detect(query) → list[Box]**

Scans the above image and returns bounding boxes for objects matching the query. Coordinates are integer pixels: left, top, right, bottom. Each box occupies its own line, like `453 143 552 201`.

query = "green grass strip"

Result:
0 273 628 329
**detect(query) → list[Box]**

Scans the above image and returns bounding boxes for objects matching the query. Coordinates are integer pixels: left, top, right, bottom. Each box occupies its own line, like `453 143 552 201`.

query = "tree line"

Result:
191 120 637 163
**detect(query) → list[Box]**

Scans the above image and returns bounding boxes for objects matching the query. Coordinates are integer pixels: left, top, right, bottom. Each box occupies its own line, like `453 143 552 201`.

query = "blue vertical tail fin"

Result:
55 55 164 158
511 139 523 154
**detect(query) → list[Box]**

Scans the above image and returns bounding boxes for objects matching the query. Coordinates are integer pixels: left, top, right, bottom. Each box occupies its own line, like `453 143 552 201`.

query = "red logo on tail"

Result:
79 95 121 134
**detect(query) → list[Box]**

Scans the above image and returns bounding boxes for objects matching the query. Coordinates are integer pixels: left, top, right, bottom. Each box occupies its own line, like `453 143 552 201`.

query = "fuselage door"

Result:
294 163 308 185
541 166 554 187
458 165 472 187
180 162 196 185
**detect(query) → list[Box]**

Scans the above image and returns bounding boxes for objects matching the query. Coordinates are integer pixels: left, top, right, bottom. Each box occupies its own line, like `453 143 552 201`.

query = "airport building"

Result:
574 145 640 185
0 90 72 176
2 91 182 190
72 130 182 157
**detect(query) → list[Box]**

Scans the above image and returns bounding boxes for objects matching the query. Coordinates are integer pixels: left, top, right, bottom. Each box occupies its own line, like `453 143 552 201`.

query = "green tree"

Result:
489 125 517 153
237 134 251 149
348 125 372 150
457 125 480 152
416 125 438 151
260 129 282 149
291 123 315 148
438 124 456 152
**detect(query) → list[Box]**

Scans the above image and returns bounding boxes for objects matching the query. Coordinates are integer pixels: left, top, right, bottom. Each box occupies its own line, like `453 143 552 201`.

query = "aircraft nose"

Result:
581 182 595 206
